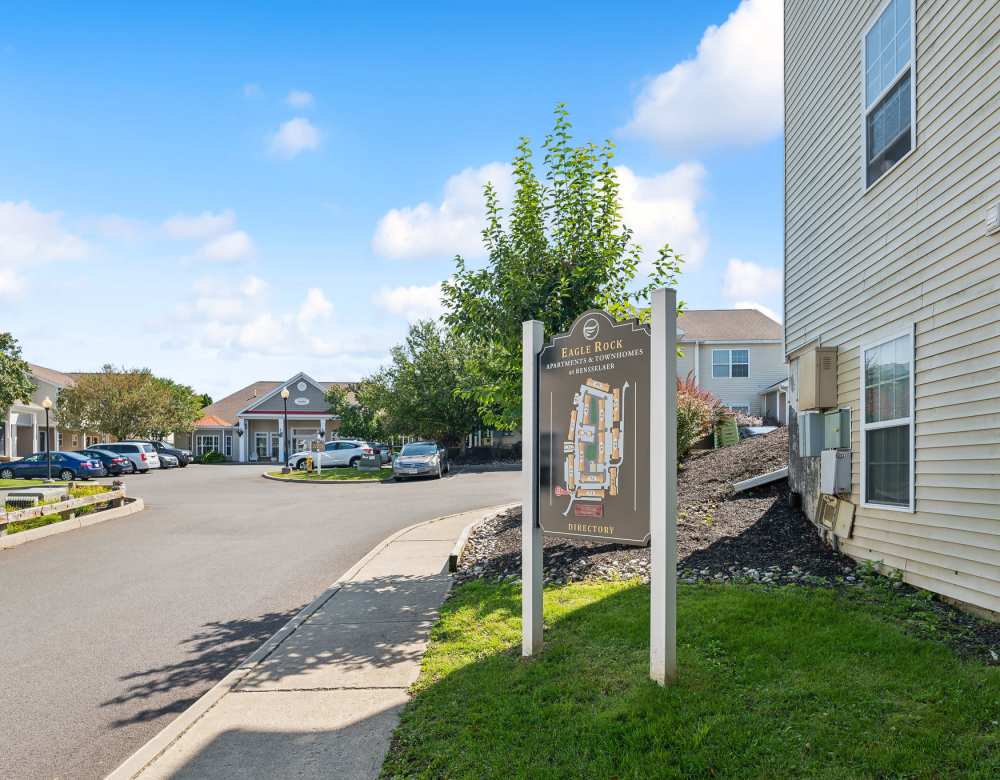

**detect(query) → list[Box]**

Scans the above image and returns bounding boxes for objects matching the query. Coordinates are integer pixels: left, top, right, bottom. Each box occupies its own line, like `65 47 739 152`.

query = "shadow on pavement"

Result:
101 607 301 727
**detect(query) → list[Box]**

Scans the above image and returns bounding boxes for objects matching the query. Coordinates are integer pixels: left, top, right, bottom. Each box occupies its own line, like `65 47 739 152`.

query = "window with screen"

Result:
864 0 914 187
861 332 913 509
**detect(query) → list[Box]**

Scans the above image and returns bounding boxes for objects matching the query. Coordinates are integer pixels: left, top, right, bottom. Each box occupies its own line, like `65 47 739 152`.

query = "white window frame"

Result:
860 0 917 191
859 326 915 513
196 434 220 456
224 434 233 457
711 349 750 379
729 404 751 415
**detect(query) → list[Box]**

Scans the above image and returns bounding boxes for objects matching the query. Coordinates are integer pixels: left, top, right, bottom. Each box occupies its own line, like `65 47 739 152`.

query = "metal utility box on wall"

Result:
824 409 851 449
821 449 851 494
798 411 825 457
798 346 838 411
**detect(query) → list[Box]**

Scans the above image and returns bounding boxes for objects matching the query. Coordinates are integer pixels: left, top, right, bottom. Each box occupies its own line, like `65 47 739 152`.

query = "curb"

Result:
107 501 517 780
448 518 478 573
0 498 145 551
260 472 389 485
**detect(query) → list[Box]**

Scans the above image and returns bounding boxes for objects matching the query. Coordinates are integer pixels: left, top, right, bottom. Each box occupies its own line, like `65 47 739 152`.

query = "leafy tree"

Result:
360 321 482 446
147 378 204 440
196 393 213 408
57 365 197 441
325 383 385 442
0 332 35 413
443 104 683 430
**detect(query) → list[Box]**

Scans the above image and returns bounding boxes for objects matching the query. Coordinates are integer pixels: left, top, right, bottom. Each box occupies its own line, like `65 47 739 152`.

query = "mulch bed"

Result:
456 428 1000 664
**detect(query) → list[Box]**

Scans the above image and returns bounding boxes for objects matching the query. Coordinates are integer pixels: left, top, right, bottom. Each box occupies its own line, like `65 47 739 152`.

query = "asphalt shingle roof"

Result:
195 380 354 427
676 309 783 341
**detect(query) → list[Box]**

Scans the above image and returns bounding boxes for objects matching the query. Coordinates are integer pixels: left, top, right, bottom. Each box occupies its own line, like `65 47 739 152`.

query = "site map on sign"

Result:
558 377 629 518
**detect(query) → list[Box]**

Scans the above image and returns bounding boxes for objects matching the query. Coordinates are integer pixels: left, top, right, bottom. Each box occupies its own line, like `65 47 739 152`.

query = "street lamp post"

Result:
42 396 53 481
280 388 290 473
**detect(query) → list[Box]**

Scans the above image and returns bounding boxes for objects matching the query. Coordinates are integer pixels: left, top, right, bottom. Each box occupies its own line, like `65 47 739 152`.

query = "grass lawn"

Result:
0 478 46 489
382 579 1000 779
266 467 388 482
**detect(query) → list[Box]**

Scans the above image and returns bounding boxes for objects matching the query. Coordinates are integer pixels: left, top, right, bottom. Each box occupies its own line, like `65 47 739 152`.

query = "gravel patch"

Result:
456 427 1000 664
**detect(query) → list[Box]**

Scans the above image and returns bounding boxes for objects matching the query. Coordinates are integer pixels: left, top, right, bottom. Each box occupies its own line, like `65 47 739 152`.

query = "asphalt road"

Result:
0 464 519 779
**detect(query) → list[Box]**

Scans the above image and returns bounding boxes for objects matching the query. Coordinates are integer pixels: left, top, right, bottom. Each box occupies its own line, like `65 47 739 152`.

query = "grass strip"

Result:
383 579 1000 779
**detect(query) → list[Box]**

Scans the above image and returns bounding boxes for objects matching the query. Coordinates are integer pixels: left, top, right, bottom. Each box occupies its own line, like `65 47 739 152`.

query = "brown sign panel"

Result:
536 310 650 545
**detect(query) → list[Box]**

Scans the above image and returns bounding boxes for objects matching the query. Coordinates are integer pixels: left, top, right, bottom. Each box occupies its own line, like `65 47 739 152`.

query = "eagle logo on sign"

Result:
583 318 599 340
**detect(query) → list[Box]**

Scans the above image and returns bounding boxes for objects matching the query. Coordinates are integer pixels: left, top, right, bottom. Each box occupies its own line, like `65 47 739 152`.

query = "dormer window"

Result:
864 0 915 188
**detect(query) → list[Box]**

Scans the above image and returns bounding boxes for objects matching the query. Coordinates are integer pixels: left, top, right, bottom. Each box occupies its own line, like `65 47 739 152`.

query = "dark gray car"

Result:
392 441 449 480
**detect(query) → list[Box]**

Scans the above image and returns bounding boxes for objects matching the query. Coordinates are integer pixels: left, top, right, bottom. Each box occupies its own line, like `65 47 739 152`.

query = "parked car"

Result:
135 440 191 467
286 439 374 470
158 452 179 469
370 442 392 465
0 451 106 481
392 441 449 480
79 447 134 476
100 442 161 473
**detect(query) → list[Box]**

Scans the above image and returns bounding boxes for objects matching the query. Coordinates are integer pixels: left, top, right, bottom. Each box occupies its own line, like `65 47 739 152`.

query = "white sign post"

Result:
650 287 678 684
522 319 545 656
521 290 676 677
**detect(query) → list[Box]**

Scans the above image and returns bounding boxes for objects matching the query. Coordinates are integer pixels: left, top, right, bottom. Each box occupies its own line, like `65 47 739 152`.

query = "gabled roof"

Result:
676 309 783 341
29 363 76 388
194 414 231 428
194 377 355 427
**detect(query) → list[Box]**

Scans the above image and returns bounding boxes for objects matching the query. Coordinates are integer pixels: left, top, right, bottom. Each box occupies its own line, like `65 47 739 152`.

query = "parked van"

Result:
102 442 161 473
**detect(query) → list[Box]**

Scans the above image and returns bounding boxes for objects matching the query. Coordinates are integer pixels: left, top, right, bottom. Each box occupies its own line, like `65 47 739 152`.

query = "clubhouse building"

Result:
175 372 352 463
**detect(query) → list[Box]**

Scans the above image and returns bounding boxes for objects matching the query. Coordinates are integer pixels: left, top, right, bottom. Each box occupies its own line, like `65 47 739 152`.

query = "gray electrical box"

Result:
798 411 825 457
821 449 851 494
824 409 851 449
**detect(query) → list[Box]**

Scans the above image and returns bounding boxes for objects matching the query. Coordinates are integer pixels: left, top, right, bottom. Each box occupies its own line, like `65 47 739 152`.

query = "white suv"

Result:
287 439 373 469
103 442 161 473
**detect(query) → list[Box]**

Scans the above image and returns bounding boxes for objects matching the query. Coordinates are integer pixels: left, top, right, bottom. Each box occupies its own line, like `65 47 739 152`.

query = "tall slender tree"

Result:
443 104 683 430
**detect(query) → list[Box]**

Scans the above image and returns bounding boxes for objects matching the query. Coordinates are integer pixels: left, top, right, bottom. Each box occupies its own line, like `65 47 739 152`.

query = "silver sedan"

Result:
392 442 449 480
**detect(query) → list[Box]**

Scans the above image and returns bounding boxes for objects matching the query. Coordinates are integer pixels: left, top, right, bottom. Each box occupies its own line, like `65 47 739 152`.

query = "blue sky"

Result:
1 0 783 398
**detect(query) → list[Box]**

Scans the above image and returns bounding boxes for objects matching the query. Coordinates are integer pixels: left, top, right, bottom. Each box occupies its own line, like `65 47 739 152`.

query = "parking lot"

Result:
0 463 520 780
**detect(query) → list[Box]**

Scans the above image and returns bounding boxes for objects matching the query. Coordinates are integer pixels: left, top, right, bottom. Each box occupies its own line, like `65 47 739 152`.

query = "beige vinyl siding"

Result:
677 342 697 382
696 343 786 416
785 0 1000 613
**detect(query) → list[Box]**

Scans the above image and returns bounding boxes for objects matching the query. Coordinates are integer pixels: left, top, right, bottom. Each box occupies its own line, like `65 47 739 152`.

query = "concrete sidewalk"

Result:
109 504 514 780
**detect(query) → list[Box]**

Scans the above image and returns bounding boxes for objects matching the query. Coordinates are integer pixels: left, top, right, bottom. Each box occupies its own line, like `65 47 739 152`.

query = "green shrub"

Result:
193 450 226 464
676 375 726 458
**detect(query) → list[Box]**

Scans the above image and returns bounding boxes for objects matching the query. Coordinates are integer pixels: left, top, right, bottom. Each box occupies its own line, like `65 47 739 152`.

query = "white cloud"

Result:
372 160 706 269
162 209 236 240
172 280 381 362
297 287 333 328
0 267 24 299
0 201 89 296
722 258 782 300
199 230 254 262
373 282 444 322
616 162 708 269
372 162 513 260
243 83 262 98
240 275 267 297
734 300 782 323
0 201 89 264
269 117 321 158
286 89 314 108
624 0 783 152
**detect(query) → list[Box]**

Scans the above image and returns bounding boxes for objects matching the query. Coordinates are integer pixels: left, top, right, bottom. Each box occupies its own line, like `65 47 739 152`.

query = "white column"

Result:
650 288 678 685
522 320 544 657
694 342 700 386
238 420 247 462
31 412 38 456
